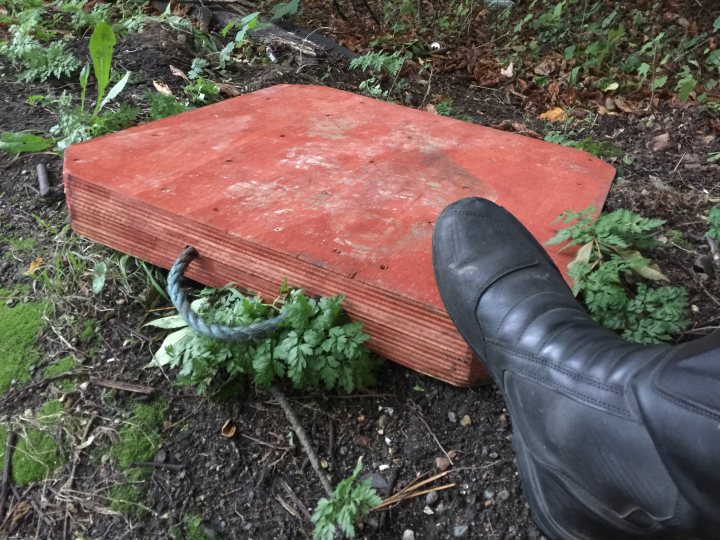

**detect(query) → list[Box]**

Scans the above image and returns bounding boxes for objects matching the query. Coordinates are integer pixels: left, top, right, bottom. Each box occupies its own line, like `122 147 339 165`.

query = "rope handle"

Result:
167 246 286 342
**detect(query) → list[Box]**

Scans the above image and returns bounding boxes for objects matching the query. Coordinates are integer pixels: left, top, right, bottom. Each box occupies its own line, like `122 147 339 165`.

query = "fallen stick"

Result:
89 376 155 395
0 431 17 523
373 483 456 511
36 163 50 197
269 385 333 497
131 461 185 472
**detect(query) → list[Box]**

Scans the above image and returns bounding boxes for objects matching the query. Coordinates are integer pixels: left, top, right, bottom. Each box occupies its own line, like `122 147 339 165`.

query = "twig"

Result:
411 406 453 466
282 481 313 522
63 417 96 492
373 483 455 510
240 433 291 451
373 470 454 510
36 163 51 197
268 385 333 497
0 432 17 523
89 376 155 395
131 462 186 472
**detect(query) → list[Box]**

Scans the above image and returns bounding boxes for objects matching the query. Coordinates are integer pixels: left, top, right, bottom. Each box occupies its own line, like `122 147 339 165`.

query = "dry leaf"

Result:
27 257 44 275
500 62 514 78
533 59 555 76
153 80 173 96
221 420 237 438
614 96 636 114
650 133 671 152
169 64 189 82
425 104 437 114
537 107 567 122
215 82 241 97
435 456 451 472
459 414 472 427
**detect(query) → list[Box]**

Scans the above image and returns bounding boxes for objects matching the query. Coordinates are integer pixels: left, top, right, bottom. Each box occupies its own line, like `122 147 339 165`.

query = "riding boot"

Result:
432 197 720 539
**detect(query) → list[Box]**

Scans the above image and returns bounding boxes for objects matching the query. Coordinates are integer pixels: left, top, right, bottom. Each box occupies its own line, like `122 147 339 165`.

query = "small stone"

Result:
366 517 379 530
459 415 472 427
369 473 388 491
425 490 439 506
339 445 348 456
423 505 434 515
483 489 495 500
489 452 499 459
453 524 469 538
447 411 457 423
378 414 388 428
497 489 510 501
435 456 451 472
402 529 415 540
497 413 508 431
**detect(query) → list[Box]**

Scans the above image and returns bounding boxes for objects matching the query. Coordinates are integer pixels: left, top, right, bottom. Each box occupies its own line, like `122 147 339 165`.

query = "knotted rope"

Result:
167 246 286 342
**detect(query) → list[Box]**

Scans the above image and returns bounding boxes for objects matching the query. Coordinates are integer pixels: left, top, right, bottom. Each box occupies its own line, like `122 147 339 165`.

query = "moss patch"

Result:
110 400 166 516
0 289 48 394
110 483 144 514
43 355 78 378
0 400 65 486
113 400 166 470
186 514 212 540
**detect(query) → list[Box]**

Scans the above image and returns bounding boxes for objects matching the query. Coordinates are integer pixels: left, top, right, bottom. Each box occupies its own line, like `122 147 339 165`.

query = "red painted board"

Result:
64 84 615 386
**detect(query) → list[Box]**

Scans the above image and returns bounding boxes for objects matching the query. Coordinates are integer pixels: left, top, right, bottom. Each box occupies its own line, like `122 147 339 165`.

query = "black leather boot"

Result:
432 197 720 539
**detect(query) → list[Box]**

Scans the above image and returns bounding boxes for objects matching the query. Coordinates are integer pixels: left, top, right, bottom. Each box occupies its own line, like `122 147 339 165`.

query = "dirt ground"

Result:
1 2 719 539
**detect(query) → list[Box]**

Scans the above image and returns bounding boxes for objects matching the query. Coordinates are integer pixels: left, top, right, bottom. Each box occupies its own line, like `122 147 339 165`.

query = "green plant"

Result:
350 50 407 100
218 12 261 69
0 132 54 155
112 400 166 471
147 287 379 395
51 21 133 150
147 92 193 121
0 22 80 82
271 0 300 22
311 459 381 540
184 77 220 104
547 207 689 344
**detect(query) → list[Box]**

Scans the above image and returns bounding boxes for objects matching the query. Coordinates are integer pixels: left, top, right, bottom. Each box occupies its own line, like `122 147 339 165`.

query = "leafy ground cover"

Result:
0 1 718 538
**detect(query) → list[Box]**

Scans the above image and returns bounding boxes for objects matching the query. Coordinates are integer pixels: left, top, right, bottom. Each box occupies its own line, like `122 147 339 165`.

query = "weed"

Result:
0 290 48 394
311 459 381 540
350 50 407 100
0 22 80 82
547 207 689 344
147 288 379 395
147 92 193 121
218 12 261 69
183 77 220 105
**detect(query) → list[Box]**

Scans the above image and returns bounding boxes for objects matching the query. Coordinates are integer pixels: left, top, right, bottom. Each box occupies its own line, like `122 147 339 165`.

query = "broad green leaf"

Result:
271 0 300 21
144 315 188 329
92 261 107 294
147 327 194 367
89 21 116 114
631 261 668 281
713 15 720 32
651 75 667 90
98 70 131 113
675 72 697 101
0 132 53 154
